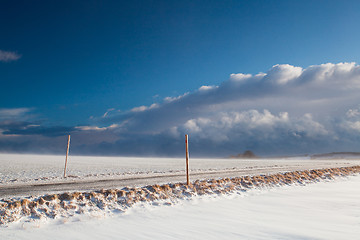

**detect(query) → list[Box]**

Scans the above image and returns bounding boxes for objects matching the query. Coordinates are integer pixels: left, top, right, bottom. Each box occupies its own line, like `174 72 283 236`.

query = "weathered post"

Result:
64 135 71 178
185 134 190 185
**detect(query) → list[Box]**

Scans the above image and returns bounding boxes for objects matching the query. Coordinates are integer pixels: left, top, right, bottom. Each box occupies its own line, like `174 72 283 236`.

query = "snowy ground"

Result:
2 174 360 240
1 153 360 199
3 153 360 185
0 154 360 199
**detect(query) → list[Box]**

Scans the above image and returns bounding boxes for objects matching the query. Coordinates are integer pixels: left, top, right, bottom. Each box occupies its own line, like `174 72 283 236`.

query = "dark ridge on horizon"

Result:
2 151 360 160
311 152 360 159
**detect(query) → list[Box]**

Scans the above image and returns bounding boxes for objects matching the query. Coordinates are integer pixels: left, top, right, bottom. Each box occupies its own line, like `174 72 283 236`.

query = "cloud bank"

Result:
0 50 21 62
2 62 360 156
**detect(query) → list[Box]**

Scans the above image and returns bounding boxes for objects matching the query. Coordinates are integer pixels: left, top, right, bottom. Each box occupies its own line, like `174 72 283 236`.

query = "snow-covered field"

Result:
1 153 314 184
1 153 360 199
3 153 360 185
2 174 360 240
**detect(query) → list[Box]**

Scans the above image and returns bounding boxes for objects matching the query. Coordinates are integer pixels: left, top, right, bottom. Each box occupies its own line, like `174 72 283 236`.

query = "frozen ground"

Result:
2 174 360 240
1 153 360 199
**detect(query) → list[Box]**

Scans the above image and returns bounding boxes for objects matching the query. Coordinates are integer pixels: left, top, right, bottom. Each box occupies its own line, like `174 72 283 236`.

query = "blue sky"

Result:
1 0 360 156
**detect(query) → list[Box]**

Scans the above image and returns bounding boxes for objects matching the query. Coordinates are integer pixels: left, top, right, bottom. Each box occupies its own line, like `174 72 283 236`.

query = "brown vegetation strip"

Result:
1 166 360 225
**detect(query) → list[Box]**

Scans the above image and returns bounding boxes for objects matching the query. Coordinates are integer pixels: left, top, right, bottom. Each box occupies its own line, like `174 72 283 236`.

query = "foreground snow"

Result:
2 175 360 240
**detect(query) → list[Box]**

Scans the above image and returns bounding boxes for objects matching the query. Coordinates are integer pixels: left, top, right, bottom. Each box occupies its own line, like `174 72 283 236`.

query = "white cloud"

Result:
198 85 217 91
131 106 148 112
3 62 360 156
229 73 253 82
300 62 360 89
102 108 115 118
75 126 107 131
87 61 360 155
292 113 329 138
0 50 21 62
264 64 303 84
344 121 360 132
0 108 32 120
163 92 189 103
184 119 202 132
130 103 159 113
104 62 360 135
75 124 120 131
346 107 360 118
175 110 328 144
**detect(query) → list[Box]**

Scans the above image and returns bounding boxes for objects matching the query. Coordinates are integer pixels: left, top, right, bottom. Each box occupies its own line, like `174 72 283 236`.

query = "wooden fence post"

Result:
185 134 190 185
64 135 71 178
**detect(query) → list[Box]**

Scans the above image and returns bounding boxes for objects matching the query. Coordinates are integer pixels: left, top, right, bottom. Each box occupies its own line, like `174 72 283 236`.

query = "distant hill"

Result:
228 151 360 160
229 150 258 159
311 152 360 159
